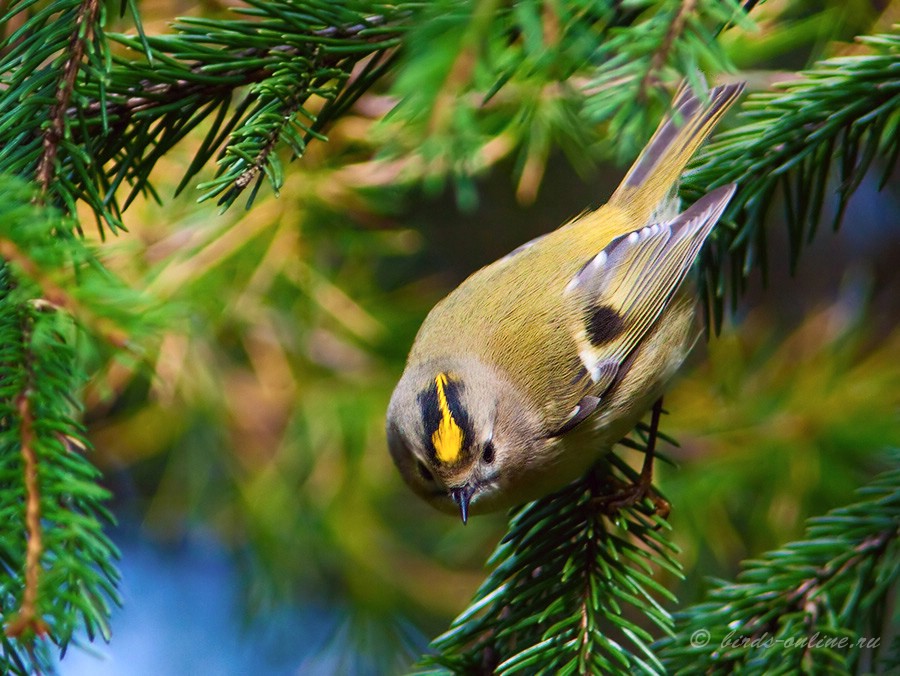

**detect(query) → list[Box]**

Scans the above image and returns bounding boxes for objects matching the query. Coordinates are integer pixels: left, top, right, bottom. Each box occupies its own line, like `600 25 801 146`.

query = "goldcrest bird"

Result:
386 82 744 523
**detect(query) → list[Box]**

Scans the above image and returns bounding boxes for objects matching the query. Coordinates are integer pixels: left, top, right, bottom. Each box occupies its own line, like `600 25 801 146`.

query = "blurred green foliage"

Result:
663 300 900 598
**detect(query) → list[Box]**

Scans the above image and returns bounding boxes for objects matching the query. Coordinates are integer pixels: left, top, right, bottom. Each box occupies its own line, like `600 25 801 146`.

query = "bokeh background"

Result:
54 1 899 673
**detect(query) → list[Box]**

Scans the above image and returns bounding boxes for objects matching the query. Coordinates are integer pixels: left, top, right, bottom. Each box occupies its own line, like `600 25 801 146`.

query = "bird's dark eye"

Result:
482 441 495 464
417 460 434 482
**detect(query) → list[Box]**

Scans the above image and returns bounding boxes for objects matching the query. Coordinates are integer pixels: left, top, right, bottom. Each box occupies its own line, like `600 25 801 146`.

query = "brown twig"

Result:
427 46 478 136
34 0 102 197
5 355 48 638
787 531 894 609
638 0 696 100
427 0 499 136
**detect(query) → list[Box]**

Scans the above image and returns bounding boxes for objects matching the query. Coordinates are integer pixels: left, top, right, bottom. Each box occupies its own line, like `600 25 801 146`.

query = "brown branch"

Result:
5 375 48 638
0 241 71 311
638 0 696 100
310 13 391 38
786 531 895 609
427 45 478 136
34 0 102 196
426 0 499 136
76 51 293 122
80 78 235 119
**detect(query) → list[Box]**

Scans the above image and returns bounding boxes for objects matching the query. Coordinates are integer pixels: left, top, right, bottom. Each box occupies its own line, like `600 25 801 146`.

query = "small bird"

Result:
386 82 744 523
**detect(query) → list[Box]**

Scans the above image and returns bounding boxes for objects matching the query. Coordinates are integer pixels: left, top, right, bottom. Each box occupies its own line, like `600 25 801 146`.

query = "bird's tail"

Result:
609 81 745 218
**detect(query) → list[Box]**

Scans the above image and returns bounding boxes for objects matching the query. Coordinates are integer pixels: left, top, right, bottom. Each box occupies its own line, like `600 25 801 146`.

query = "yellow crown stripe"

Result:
431 373 464 464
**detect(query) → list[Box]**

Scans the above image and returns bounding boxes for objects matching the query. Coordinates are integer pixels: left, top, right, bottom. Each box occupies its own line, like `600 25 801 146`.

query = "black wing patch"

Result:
586 304 625 346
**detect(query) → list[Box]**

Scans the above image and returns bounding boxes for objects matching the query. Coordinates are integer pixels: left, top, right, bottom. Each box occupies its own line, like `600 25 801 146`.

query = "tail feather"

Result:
610 82 744 219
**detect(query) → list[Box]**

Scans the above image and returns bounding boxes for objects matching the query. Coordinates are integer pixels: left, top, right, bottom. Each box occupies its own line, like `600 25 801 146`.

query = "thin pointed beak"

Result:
450 484 476 525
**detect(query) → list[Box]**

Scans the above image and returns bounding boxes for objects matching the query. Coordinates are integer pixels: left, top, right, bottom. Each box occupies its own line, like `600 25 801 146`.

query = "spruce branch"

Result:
0 177 147 671
0 238 131 349
420 443 681 676
104 6 407 212
387 0 745 195
0 289 117 674
0 175 161 355
34 0 103 199
0 0 109 227
1 1 750 226
659 452 899 674
582 0 747 159
684 25 900 330
0 1 412 232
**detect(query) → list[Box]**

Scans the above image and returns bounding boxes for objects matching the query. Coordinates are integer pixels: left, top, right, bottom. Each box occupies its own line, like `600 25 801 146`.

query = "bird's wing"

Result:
550 184 736 435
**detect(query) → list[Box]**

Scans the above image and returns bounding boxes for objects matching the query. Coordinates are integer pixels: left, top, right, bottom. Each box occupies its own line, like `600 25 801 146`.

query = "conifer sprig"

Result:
685 26 900 330
421 448 681 676
0 1 411 233
0 0 109 226
659 453 899 674
0 176 152 673
0 278 119 675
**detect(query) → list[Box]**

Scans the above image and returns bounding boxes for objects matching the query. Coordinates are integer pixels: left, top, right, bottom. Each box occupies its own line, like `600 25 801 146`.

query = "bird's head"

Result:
386 362 546 522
